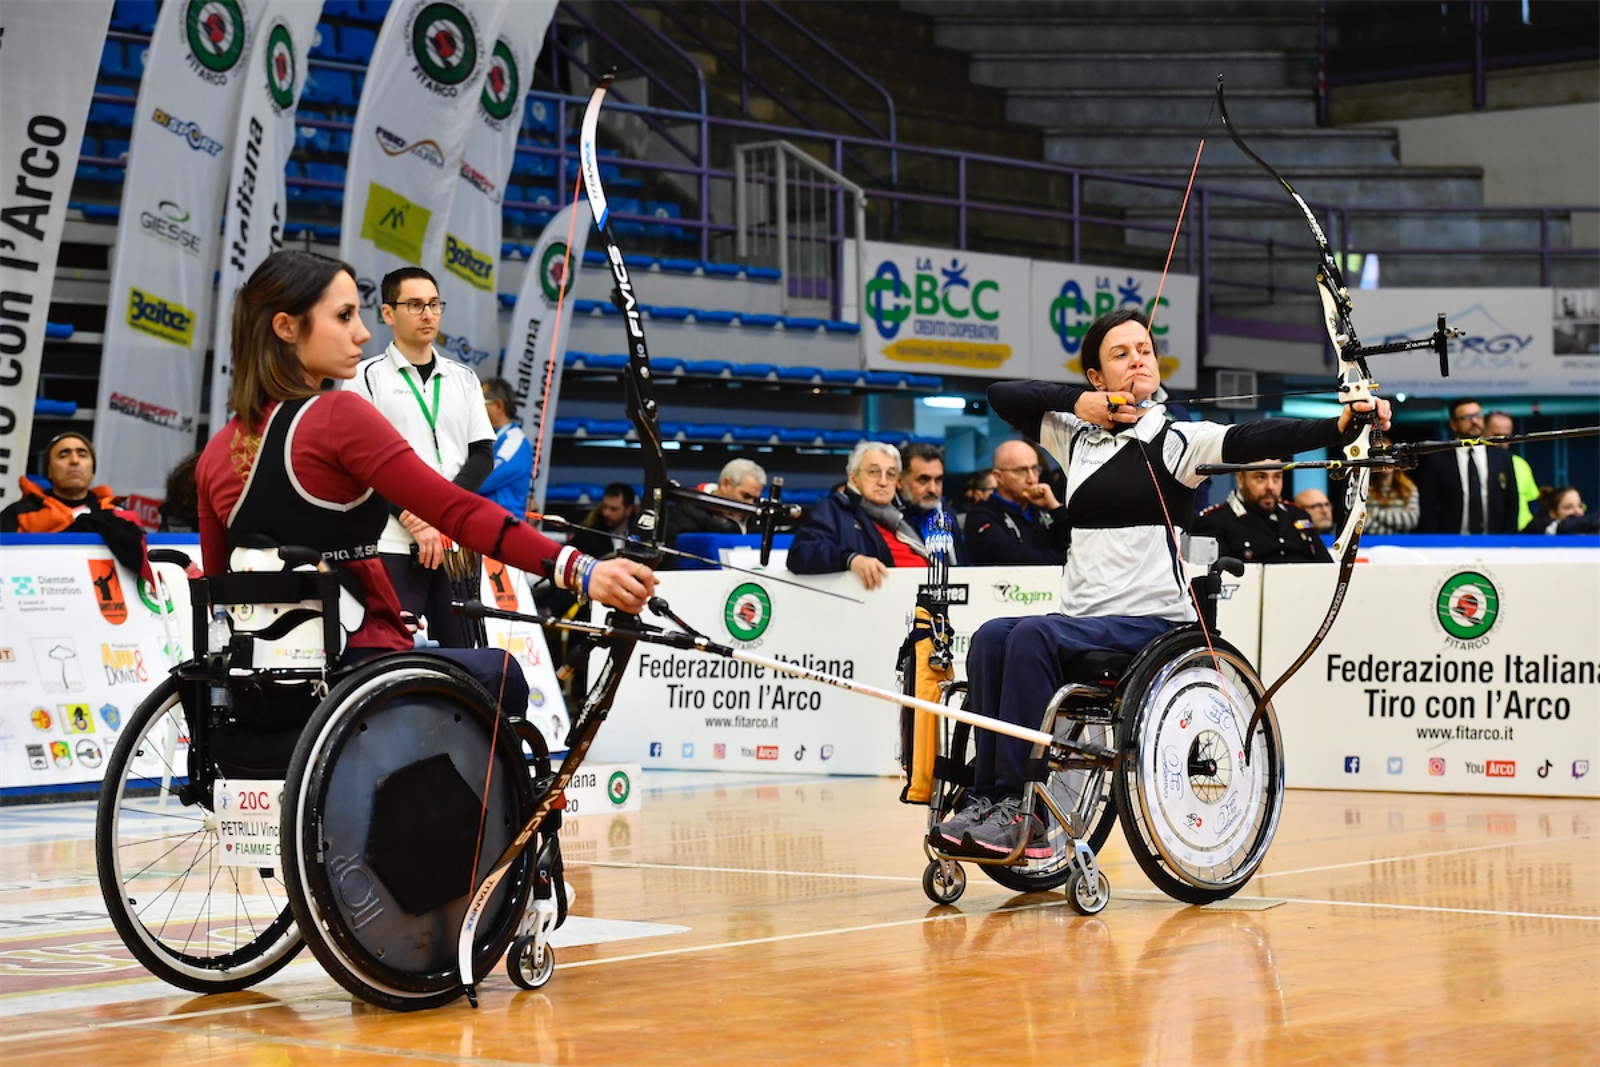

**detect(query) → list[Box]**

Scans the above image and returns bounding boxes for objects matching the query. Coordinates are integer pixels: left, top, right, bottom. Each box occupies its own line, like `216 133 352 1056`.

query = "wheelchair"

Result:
96 547 567 1010
920 558 1284 914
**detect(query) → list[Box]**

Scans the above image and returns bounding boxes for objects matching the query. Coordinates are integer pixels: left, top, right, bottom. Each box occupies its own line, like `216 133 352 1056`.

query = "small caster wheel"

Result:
1066 868 1111 916
922 859 966 904
506 936 556 990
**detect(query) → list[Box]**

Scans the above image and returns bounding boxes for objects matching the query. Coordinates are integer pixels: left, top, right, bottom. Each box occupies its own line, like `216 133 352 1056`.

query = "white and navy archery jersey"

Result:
989 380 1351 623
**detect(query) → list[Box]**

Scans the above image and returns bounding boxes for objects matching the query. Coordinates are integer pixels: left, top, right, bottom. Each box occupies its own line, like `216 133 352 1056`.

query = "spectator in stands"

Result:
2 433 126 533
572 482 638 559
899 442 969 564
478 376 533 517
672 458 768 537
789 442 928 590
1521 485 1599 535
961 469 997 509
1485 410 1540 530
1367 467 1420 535
1415 398 1516 534
965 438 1069 565
345 267 495 647
1293 487 1335 534
157 451 202 533
1194 467 1332 563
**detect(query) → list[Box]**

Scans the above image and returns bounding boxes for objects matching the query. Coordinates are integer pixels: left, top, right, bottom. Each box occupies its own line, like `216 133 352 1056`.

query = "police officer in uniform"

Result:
1194 467 1331 563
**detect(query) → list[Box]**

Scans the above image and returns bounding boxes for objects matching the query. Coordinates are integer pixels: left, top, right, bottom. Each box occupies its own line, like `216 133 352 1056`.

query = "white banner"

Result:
94 0 259 497
208 0 323 425
433 1 554 373
1029 260 1199 389
849 240 1032 378
504 201 589 515
1261 561 1598 798
340 0 506 337
0 540 194 793
1354 286 1600 397
0 2 112 509
478 555 569 748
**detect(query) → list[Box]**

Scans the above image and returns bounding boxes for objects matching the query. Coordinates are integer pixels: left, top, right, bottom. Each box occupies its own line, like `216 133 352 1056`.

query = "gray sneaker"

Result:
964 795 1053 860
932 795 994 850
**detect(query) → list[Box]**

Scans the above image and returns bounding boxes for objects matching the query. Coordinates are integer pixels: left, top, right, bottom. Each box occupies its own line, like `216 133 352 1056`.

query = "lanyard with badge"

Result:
400 366 443 465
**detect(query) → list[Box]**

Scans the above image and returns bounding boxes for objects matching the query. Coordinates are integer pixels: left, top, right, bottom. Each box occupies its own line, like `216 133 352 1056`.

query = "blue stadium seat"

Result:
322 0 382 24
657 258 700 274
623 253 659 269
79 203 121 222
44 322 74 341
822 430 863 446
309 23 339 61
738 313 781 329
682 360 732 377
778 428 823 445
659 421 689 439
907 374 944 389
88 100 135 130
110 1 157 33
607 197 644 238
581 354 629 371
35 398 78 418
644 200 684 240
776 366 822 383
644 306 692 322
552 418 583 436
689 424 735 441
745 266 783 280
582 250 608 267
732 426 780 444
783 316 826 331
524 94 558 136
732 363 778 379
512 150 556 178
821 370 865 386
692 309 737 325
702 262 742 277
652 357 685 374
497 292 517 310
823 320 862 334
333 26 377 63
864 371 905 388
584 419 632 438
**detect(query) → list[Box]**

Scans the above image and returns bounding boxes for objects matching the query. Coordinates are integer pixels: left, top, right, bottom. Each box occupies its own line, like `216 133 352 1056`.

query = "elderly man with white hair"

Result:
788 441 929 590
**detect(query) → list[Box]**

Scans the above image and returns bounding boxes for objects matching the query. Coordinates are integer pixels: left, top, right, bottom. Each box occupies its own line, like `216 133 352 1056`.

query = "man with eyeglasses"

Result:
345 267 496 646
1415 397 1516 534
965 439 1069 565
789 442 930 590
1293 488 1335 534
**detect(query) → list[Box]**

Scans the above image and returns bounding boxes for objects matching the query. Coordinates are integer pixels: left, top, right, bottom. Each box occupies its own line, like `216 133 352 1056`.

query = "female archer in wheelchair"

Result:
934 307 1391 862
197 248 656 659
96 249 656 1006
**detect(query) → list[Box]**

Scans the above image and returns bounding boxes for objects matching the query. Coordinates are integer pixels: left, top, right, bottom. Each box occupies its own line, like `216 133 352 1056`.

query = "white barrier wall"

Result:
4 539 1592 799
586 564 1260 775
1260 560 1599 799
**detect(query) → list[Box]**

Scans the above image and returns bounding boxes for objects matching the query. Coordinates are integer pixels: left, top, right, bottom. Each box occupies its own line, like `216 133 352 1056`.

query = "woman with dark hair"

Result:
196 250 655 701
157 451 203 533
1521 485 1598 535
935 307 1393 859
1366 466 1420 535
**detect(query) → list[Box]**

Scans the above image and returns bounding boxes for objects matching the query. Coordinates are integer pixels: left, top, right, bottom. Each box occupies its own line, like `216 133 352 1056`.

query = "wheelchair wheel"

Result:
979 720 1118 895
922 858 966 904
1114 632 1284 905
280 655 536 1011
506 936 555 990
95 676 303 992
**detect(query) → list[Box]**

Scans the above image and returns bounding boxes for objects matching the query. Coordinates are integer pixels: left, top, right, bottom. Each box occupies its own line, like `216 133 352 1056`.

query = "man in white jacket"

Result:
345 267 495 646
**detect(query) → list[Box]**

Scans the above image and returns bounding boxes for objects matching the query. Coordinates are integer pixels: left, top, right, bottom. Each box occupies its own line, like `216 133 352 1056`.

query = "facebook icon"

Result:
1344 756 1361 773
649 742 662 757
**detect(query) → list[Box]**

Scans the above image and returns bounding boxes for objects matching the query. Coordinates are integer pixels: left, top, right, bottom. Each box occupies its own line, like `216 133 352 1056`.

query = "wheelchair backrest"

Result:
192 546 343 676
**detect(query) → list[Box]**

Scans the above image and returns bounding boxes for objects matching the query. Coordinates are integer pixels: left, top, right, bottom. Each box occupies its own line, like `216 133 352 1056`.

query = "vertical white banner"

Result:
339 0 506 341
208 0 323 426
433 1 554 373
504 202 589 515
94 0 258 498
0 1 112 508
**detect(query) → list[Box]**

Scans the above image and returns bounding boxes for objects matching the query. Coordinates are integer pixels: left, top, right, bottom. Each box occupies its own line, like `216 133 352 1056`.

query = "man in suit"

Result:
1415 397 1517 534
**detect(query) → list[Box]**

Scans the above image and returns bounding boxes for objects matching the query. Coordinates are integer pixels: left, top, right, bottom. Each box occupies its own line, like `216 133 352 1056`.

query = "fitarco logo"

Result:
264 22 298 111
480 38 520 123
186 0 246 76
724 582 773 643
410 1 479 92
1434 569 1501 644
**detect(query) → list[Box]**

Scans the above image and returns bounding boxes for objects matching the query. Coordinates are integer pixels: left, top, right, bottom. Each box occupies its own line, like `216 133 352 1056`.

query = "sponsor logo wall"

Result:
0 543 194 793
844 240 1200 386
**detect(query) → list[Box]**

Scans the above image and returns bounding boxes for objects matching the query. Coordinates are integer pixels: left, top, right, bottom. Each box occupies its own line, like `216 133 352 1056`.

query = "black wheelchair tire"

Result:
96 676 304 992
280 655 536 1011
1113 631 1285 905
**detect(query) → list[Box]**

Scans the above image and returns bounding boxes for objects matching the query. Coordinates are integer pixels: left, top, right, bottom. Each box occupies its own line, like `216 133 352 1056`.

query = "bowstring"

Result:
1137 105 1227 681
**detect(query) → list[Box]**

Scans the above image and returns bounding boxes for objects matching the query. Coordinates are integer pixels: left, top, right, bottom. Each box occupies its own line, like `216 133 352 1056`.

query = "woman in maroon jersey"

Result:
196 249 655 703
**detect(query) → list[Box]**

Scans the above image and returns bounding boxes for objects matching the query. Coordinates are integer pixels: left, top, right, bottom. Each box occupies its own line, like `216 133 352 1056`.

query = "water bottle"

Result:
208 606 231 655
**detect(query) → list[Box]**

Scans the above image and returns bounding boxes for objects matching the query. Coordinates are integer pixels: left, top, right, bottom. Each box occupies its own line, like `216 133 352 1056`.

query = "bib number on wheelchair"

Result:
213 778 286 873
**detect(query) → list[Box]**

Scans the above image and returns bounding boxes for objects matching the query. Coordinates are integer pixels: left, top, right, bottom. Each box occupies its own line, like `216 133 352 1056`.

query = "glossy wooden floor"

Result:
1 773 1596 1065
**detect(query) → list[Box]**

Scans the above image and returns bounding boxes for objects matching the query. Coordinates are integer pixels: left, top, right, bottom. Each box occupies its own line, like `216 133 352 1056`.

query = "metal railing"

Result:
734 141 867 323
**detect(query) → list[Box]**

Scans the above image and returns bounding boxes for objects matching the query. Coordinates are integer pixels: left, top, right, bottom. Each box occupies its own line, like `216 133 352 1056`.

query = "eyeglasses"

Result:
390 299 446 316
858 466 900 482
1303 502 1332 511
997 464 1042 477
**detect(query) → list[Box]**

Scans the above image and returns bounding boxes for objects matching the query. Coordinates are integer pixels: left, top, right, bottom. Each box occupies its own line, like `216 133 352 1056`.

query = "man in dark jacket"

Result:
2 433 125 533
965 439 1068 565
789 442 927 590
1415 397 1517 534
898 442 969 565
1194 468 1332 563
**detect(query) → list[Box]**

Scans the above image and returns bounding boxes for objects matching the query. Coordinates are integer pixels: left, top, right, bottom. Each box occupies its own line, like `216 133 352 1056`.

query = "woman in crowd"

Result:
197 250 654 703
1521 485 1598 535
1366 466 1420 534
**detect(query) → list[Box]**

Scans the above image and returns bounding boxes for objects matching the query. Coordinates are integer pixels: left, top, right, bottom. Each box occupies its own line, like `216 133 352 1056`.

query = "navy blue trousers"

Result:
968 613 1176 797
